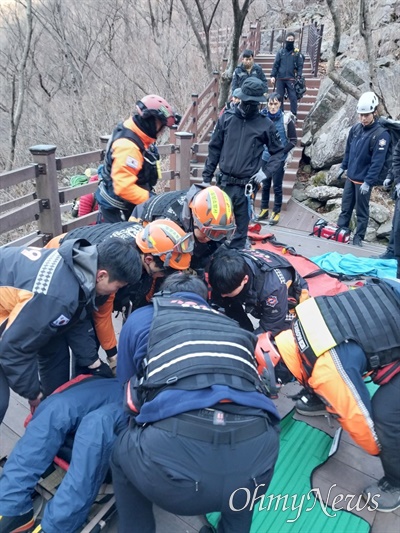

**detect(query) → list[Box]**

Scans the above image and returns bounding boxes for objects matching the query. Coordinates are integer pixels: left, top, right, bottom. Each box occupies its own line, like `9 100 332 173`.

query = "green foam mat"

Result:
207 412 371 532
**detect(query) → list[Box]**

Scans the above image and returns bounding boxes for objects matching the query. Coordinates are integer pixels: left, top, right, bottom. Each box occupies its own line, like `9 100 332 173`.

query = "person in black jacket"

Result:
202 78 284 249
377 139 400 271
270 32 303 117
0 238 141 424
208 248 309 336
337 92 391 246
231 49 267 93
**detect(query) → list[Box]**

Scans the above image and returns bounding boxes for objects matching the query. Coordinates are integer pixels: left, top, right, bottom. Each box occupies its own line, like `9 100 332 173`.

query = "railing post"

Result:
269 29 275 53
174 132 193 190
315 24 324 77
169 126 178 191
29 145 62 240
190 94 198 142
212 70 220 128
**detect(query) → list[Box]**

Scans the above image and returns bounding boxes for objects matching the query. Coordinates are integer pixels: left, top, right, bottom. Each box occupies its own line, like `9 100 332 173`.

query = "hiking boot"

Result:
269 212 280 225
0 510 34 533
257 208 269 221
376 250 395 260
362 477 400 512
295 392 327 416
353 235 363 247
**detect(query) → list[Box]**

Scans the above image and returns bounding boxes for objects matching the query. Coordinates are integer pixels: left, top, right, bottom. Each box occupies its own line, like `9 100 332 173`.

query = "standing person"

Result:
231 49 267 93
270 32 303 117
337 92 391 246
376 139 400 268
201 77 284 249
111 273 280 533
95 94 180 223
0 238 141 424
272 278 400 512
258 92 297 224
131 184 236 273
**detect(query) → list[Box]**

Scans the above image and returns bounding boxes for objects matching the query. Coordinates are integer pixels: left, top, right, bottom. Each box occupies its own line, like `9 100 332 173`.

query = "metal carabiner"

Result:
244 181 254 198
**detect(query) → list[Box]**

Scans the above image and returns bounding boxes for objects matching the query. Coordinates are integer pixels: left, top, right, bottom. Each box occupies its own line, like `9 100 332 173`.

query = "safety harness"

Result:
241 249 304 312
139 190 187 223
126 295 267 413
292 281 400 374
98 122 160 212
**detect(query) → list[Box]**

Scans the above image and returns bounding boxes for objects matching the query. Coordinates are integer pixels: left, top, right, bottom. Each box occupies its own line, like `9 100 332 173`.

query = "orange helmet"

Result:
189 186 236 241
136 95 179 128
255 332 281 397
136 219 194 270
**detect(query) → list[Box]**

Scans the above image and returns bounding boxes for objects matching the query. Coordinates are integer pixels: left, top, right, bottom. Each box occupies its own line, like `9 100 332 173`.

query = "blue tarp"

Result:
310 252 398 279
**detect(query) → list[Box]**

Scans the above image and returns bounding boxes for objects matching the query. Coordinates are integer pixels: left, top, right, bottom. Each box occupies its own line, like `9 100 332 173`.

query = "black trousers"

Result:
372 372 400 487
97 205 131 223
337 179 372 240
219 184 249 249
261 160 285 213
276 79 297 116
111 411 280 533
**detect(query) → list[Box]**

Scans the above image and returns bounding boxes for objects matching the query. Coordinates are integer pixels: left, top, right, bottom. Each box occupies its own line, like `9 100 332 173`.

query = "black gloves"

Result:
76 361 114 379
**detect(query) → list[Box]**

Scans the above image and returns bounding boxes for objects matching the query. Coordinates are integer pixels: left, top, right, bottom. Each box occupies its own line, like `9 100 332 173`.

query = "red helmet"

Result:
136 95 178 128
189 186 236 241
255 332 281 397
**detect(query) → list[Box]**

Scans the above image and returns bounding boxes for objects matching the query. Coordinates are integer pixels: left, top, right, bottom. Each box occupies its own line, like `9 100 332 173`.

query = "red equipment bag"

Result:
311 218 351 243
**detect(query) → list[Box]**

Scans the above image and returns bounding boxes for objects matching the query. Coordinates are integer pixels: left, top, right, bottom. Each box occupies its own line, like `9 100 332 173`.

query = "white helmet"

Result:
356 92 378 114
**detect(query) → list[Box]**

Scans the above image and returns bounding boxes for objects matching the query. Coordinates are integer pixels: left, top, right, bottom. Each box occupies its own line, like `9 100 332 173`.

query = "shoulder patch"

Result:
126 156 139 169
51 315 70 327
265 295 278 308
378 138 387 147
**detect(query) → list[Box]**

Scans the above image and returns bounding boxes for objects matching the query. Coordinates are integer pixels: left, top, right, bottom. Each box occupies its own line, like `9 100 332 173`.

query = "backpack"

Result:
294 76 306 100
369 116 400 185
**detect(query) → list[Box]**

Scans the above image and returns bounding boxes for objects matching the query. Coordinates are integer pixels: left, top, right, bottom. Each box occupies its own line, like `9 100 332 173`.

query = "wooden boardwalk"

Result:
1 200 398 533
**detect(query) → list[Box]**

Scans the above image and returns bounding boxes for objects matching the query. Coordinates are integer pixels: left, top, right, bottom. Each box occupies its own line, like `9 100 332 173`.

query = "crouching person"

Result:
111 273 280 533
272 277 400 512
208 247 309 335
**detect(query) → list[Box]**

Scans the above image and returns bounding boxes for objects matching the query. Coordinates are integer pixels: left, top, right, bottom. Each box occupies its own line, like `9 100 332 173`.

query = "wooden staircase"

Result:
189 53 321 211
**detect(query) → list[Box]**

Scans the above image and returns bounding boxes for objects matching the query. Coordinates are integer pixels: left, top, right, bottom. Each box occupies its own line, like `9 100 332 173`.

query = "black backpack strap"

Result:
369 125 387 153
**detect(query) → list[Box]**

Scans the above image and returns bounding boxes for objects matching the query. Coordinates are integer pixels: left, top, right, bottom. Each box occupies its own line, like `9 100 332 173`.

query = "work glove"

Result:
76 360 114 379
395 183 400 199
336 168 345 180
383 178 393 190
200 181 211 187
360 182 370 195
252 168 268 185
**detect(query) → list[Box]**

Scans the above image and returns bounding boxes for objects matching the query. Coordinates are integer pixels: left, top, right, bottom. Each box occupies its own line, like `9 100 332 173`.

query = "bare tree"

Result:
179 0 222 76
3 0 33 171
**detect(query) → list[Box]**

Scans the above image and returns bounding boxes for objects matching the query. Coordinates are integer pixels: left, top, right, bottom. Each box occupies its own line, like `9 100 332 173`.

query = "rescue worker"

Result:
95 94 180 223
201 77 284 249
208 247 309 336
45 220 195 373
337 92 391 246
379 139 400 274
270 32 303 117
131 184 236 272
271 277 400 512
112 273 280 533
0 238 141 424
231 49 267 93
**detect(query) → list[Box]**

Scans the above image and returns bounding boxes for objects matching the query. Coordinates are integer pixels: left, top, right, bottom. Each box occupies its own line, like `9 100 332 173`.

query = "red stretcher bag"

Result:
311 218 351 244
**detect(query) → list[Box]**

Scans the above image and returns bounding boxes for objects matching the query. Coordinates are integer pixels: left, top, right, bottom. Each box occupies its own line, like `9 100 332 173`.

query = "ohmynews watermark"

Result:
229 484 379 523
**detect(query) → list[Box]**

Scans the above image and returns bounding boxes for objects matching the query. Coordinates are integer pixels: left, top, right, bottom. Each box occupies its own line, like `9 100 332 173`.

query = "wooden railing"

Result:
0 133 194 247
